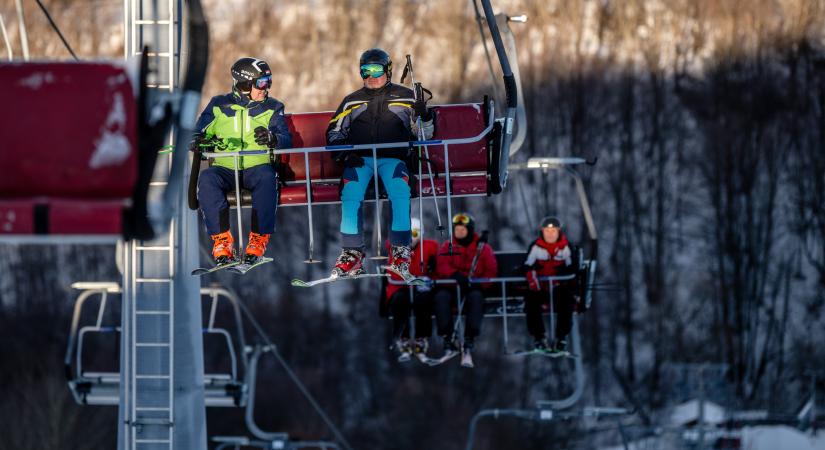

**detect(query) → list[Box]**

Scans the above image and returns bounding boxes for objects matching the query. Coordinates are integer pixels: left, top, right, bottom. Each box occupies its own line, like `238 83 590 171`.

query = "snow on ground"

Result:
741 426 825 450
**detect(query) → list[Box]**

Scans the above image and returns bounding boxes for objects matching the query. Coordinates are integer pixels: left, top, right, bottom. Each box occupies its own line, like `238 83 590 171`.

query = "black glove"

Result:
451 271 469 290
254 126 276 147
343 153 365 168
188 132 206 152
414 99 433 121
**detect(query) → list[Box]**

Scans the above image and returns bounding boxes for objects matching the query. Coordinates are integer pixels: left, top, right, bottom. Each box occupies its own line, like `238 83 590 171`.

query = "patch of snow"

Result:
17 72 55 89
89 92 131 169
741 426 825 450
89 131 131 169
669 399 726 426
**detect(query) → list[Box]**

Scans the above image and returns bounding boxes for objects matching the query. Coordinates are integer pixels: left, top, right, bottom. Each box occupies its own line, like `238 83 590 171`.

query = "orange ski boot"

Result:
244 232 270 264
211 231 236 264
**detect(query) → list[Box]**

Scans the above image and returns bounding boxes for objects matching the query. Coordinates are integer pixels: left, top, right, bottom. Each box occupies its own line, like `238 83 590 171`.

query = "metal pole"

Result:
0 14 12 60
444 143 454 250
13 0 29 60
233 155 244 252
417 146 425 272
501 281 509 352
371 147 385 259
698 365 706 450
303 151 319 263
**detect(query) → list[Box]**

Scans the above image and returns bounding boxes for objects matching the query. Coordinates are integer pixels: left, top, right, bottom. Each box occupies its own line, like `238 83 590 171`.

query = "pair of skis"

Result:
508 348 578 359
291 266 428 288
398 348 473 368
191 257 273 276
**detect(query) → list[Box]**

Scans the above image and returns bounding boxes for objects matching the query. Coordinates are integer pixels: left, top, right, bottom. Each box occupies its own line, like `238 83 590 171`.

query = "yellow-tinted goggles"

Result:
452 213 473 226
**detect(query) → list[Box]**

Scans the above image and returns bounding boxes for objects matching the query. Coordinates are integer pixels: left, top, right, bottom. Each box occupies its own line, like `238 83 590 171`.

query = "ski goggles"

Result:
254 75 272 89
452 213 474 226
360 63 386 79
237 75 272 92
411 228 420 239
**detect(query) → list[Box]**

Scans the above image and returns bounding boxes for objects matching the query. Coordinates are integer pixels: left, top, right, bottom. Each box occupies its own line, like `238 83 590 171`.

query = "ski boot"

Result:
396 338 412 363
461 339 475 368
413 337 429 355
549 339 569 357
442 335 460 360
244 232 270 264
384 245 412 280
533 337 549 352
211 231 236 265
331 249 365 278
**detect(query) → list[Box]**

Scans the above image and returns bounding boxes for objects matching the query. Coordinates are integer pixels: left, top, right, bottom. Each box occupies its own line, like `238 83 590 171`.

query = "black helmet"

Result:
452 212 476 234
539 216 563 230
359 48 392 80
231 57 272 95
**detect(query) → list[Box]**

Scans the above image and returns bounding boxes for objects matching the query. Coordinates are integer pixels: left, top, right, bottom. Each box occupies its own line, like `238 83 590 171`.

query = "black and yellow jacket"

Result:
325 82 419 160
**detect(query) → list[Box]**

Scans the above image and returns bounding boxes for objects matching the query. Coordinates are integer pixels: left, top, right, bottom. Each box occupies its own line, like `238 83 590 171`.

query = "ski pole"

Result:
404 55 444 237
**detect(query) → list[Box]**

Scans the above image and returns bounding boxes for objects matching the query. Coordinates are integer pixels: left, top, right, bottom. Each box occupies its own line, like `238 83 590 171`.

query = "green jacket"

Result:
195 92 292 170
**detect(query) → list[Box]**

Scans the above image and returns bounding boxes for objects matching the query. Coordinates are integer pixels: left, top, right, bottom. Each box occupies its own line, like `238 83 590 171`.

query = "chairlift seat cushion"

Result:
0 63 137 236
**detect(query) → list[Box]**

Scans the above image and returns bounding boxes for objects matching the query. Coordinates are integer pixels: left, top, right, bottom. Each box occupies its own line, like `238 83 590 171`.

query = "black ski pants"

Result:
390 289 433 340
524 284 575 341
434 287 485 340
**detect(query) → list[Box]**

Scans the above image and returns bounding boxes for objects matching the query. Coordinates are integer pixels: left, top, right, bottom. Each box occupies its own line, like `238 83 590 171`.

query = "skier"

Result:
522 216 577 354
434 213 498 367
192 57 291 265
325 48 435 280
382 217 439 361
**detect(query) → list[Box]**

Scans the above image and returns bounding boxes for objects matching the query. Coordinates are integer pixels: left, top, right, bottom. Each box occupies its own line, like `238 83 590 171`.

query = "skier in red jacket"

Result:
383 217 439 361
434 213 498 367
523 216 577 354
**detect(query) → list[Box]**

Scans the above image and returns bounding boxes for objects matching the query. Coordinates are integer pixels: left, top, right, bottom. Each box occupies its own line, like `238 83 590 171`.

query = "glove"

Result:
254 126 276 147
188 132 206 152
412 116 434 140
343 153 365 168
451 271 469 290
414 276 433 293
414 99 433 121
526 270 540 291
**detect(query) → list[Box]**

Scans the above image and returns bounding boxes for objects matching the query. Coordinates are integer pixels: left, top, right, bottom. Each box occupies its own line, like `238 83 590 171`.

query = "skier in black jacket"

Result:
326 48 434 280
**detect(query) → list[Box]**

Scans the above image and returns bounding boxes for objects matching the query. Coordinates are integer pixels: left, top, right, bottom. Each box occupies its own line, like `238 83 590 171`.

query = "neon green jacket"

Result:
195 92 292 170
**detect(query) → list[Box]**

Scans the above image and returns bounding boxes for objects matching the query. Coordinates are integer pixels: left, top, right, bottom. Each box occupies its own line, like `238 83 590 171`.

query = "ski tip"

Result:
290 278 309 287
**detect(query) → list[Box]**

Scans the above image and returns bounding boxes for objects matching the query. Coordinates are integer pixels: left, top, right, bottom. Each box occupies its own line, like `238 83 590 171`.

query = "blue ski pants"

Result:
197 164 279 235
340 157 411 249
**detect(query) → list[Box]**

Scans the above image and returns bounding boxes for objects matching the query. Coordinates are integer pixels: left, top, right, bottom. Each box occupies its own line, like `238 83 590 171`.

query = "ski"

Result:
508 348 578 359
460 350 475 368
424 349 460 366
191 259 241 276
381 265 429 287
290 273 389 288
230 257 273 275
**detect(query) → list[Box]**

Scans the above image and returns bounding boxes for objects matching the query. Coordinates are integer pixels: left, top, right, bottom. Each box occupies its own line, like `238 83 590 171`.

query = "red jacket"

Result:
523 235 573 289
436 234 498 286
385 239 439 298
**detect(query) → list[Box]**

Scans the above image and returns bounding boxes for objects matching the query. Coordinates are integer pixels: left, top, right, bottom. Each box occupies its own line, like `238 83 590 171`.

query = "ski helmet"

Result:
539 216 563 230
359 48 392 80
452 212 476 234
231 57 272 96
410 217 422 247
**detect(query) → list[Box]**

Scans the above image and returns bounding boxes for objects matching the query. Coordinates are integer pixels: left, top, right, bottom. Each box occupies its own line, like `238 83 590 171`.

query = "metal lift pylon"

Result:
119 0 207 449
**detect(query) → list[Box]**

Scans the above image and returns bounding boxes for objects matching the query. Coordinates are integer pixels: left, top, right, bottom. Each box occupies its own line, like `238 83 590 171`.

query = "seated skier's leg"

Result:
198 167 236 263
462 288 485 351
378 158 413 276
433 288 458 353
552 284 575 352
333 158 374 277
524 290 548 349
242 164 279 262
